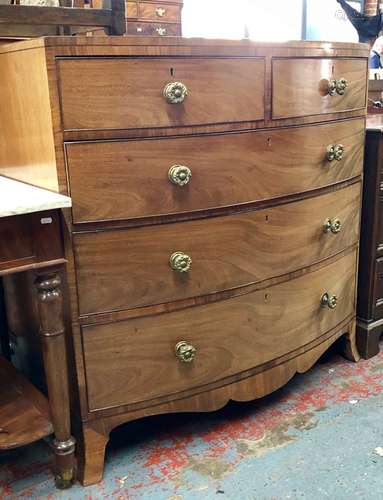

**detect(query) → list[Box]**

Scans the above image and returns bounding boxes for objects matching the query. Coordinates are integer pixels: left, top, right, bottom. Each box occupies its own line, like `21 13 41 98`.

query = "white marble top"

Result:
0 176 72 218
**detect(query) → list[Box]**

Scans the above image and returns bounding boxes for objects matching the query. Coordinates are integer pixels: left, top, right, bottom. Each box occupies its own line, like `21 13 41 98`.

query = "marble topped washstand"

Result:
0 175 75 489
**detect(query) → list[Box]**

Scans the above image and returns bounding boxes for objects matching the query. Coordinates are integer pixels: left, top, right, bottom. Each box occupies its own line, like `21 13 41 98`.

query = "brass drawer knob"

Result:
323 218 342 234
156 27 167 36
169 251 192 272
328 79 337 96
175 341 196 363
328 78 348 96
156 7 166 17
326 144 344 162
163 82 188 104
321 292 338 309
168 165 192 186
336 78 348 95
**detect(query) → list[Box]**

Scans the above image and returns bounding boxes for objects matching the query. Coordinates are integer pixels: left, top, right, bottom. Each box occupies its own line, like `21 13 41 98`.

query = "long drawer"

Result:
82 250 356 411
74 183 360 315
272 58 367 119
57 57 265 131
66 118 364 224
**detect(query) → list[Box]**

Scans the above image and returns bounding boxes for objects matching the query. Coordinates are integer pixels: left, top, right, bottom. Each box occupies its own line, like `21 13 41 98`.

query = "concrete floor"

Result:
2 343 383 499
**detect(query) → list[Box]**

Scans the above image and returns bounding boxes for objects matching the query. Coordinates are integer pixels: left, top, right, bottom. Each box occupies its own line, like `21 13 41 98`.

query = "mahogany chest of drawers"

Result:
0 37 368 485
126 0 182 36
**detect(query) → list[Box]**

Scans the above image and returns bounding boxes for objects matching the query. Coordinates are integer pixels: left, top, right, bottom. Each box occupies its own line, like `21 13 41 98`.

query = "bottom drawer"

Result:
83 251 356 412
126 21 181 36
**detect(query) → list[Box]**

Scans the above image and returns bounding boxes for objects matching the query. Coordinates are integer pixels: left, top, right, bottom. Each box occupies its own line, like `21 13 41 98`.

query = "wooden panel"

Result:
57 57 265 131
0 217 34 267
126 21 181 36
82 251 356 410
66 118 364 224
0 47 58 191
0 211 64 274
74 184 360 315
272 58 367 119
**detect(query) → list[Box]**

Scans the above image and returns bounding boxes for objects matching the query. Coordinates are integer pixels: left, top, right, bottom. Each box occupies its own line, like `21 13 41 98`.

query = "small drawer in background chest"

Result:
126 1 182 22
126 21 181 36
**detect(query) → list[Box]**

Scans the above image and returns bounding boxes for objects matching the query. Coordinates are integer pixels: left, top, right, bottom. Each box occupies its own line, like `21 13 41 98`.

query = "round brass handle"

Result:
175 341 196 363
156 7 166 17
323 218 342 234
336 78 348 96
326 144 345 162
321 292 338 309
156 27 167 36
168 165 192 186
169 251 192 273
328 78 348 96
328 79 337 96
163 82 188 104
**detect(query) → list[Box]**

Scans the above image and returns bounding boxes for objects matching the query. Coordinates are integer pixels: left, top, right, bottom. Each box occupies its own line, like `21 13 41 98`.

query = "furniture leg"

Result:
76 424 109 486
342 322 360 362
357 318 383 359
35 272 75 489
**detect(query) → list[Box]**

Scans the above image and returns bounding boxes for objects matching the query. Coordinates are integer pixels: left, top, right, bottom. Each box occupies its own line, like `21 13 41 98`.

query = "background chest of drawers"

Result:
0 37 368 485
357 115 383 359
126 0 183 36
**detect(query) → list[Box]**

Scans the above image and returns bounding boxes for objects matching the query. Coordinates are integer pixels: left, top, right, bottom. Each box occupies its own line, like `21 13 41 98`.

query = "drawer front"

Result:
127 2 181 23
66 119 364 224
82 251 356 410
126 21 181 36
58 57 265 131
272 58 367 119
74 184 360 315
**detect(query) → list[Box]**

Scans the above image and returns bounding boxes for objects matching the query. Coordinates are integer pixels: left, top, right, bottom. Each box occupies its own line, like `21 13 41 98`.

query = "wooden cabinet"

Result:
357 116 383 358
0 37 368 486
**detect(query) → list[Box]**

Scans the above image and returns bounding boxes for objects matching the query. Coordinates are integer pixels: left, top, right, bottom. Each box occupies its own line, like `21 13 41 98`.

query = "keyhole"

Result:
170 67 175 77
267 137 272 147
264 293 270 302
331 64 335 76
265 215 269 222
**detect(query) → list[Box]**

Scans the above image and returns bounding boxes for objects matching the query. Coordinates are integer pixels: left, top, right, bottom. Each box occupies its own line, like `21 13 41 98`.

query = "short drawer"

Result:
66 118 364 224
74 183 360 315
272 58 367 119
58 57 265 131
126 1 182 22
82 250 356 411
126 21 181 36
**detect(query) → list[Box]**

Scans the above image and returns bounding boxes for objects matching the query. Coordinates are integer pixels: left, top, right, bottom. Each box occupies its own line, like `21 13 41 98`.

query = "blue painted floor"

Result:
2 344 383 499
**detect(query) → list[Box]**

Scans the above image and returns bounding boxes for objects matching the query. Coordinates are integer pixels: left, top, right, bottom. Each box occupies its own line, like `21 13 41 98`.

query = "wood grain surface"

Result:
66 118 364 223
272 58 367 119
57 57 265 131
82 250 356 411
74 183 360 315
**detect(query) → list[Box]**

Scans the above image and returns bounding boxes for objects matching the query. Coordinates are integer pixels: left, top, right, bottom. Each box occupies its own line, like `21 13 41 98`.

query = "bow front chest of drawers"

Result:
0 37 368 484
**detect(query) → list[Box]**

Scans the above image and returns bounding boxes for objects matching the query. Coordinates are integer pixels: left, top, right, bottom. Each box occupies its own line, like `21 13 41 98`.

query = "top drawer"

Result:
272 58 367 119
57 57 265 131
126 1 182 22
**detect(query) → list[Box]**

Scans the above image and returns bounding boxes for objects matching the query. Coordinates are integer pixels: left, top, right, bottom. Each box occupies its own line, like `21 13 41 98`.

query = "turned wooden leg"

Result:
77 424 109 486
342 321 360 363
35 272 75 489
